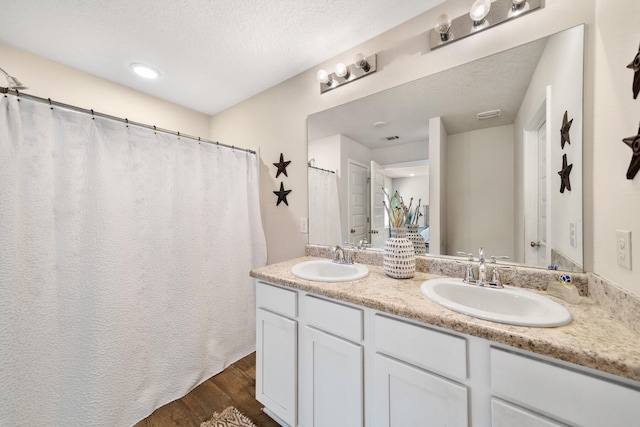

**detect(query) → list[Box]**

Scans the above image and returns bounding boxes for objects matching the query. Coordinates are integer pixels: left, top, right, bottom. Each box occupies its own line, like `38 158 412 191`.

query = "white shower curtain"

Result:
308 167 342 246
0 94 267 426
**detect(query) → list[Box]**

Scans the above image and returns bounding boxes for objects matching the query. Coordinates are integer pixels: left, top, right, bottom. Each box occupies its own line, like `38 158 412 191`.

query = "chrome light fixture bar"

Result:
430 0 544 50
317 54 377 94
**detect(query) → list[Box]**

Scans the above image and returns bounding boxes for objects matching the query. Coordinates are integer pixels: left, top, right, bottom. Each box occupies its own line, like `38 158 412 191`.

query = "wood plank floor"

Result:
133 352 281 427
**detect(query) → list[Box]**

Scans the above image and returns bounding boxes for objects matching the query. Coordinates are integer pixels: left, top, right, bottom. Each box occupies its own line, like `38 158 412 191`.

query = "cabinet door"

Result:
372 353 468 427
300 326 363 427
492 398 568 427
256 308 297 427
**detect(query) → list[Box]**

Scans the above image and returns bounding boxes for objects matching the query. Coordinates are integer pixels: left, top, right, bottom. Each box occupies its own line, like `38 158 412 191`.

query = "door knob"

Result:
530 241 541 247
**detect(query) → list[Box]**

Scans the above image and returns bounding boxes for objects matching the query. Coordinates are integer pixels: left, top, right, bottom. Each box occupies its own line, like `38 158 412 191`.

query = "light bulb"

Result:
435 13 452 41
512 0 526 9
316 69 330 84
354 53 370 72
470 0 491 26
335 63 349 79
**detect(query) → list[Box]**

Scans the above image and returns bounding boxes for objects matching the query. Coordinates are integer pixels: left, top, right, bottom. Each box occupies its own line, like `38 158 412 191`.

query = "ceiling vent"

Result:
477 109 501 120
382 135 400 141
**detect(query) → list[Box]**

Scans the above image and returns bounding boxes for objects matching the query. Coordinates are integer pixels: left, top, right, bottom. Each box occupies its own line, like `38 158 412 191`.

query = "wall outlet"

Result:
569 222 577 248
616 230 632 270
300 217 308 234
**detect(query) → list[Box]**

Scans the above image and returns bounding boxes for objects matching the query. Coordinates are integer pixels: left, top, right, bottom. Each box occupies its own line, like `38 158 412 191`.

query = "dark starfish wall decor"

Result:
622 123 640 180
560 110 573 149
273 181 292 206
273 153 291 178
627 42 640 99
558 153 573 193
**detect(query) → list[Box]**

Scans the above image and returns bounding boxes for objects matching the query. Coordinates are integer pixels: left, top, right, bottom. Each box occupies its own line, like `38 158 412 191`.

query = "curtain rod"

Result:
308 164 335 174
0 87 256 155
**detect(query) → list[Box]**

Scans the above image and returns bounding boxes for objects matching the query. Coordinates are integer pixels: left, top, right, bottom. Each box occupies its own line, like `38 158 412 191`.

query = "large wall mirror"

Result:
307 24 584 272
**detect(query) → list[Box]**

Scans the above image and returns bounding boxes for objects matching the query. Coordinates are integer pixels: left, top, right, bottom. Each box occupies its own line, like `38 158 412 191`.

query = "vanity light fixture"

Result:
317 53 377 94
131 63 160 79
430 0 544 50
0 66 28 90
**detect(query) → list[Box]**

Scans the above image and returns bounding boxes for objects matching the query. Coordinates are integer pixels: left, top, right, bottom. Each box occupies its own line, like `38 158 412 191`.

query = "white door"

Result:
300 326 364 427
370 160 386 248
348 161 368 245
536 123 548 266
372 354 468 427
525 120 549 267
256 308 297 427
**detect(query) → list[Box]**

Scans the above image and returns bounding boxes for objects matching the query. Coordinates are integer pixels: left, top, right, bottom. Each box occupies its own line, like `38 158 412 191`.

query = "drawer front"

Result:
374 314 467 382
304 295 364 342
491 398 567 427
490 347 640 427
256 281 297 318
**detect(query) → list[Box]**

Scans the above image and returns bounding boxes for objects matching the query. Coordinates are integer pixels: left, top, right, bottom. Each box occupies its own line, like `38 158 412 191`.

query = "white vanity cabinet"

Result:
490 347 640 427
299 295 365 427
255 279 640 427
256 282 298 427
372 314 469 427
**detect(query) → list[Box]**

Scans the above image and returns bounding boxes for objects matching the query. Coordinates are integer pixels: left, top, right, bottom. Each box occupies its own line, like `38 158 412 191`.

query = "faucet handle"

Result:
490 255 509 263
457 251 474 261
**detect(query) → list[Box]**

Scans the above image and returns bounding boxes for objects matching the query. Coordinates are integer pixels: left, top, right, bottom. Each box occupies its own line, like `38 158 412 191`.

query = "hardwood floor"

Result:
133 352 281 427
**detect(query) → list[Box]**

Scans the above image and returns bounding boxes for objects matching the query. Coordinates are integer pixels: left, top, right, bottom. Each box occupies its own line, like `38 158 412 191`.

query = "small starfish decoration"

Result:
558 153 573 193
627 42 640 99
273 181 292 206
560 111 573 149
622 122 640 180
273 153 291 178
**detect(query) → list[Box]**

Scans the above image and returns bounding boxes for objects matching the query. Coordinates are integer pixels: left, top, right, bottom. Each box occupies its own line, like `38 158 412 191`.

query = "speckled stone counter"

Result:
250 256 640 383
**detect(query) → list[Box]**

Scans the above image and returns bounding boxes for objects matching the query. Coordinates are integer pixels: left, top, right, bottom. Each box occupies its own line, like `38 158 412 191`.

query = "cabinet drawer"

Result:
374 314 467 382
490 347 640 427
304 295 363 342
491 398 567 427
256 281 297 318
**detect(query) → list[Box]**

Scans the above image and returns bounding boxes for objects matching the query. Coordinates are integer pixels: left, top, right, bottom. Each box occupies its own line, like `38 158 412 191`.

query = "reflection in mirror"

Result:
307 25 584 272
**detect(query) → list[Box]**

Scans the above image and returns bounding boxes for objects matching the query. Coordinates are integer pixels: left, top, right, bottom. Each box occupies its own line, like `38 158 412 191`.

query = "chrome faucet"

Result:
457 251 475 284
477 247 487 286
357 238 371 250
332 245 345 263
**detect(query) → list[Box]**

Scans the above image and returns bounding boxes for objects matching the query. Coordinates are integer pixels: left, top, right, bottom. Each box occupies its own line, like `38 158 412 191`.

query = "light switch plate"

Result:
300 217 308 234
569 222 577 248
616 230 632 270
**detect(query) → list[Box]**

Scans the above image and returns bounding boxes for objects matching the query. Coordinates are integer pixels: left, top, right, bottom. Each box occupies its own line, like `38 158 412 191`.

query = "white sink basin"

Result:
420 278 572 327
291 259 369 282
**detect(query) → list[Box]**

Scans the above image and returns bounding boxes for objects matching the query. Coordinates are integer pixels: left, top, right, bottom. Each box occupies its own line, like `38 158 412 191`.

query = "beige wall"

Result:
593 1 640 295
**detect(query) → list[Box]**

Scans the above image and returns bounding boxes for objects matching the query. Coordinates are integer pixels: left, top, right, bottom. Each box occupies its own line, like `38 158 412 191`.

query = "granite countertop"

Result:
251 256 640 383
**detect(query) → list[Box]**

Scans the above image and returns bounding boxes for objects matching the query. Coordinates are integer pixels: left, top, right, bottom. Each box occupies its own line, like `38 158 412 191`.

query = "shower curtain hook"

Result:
216 141 219 149
91 109 95 120
153 125 157 134
177 131 180 139
198 136 201 145
48 98 53 110
125 118 129 128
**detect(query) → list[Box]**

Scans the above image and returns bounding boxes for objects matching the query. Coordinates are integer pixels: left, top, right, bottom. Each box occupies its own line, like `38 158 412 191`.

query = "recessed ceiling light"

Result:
131 63 160 79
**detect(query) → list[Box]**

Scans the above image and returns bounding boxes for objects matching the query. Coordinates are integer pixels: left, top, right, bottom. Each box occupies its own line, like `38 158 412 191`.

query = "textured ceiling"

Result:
0 0 444 115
